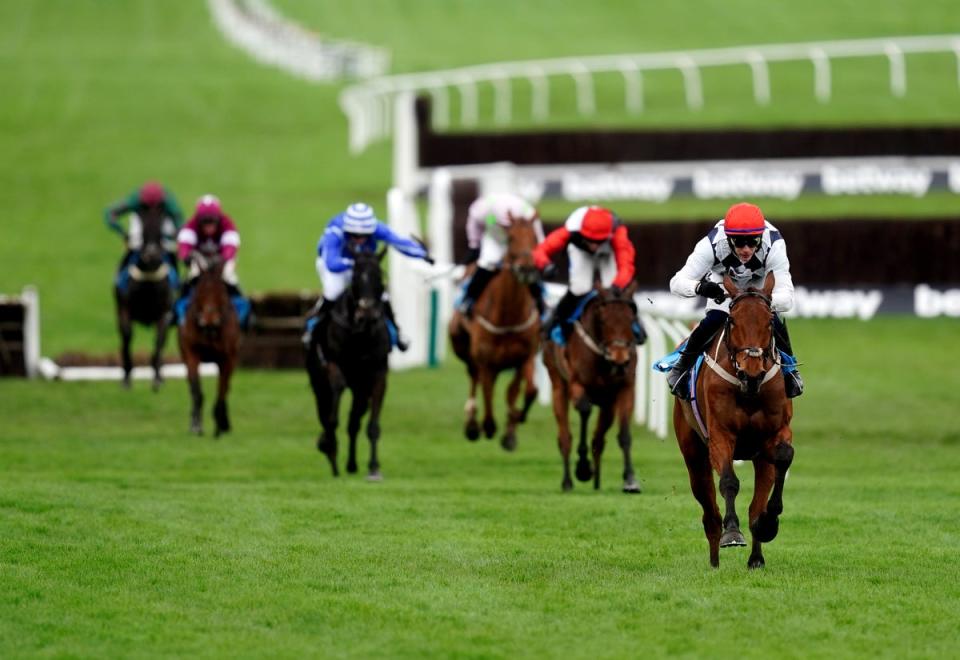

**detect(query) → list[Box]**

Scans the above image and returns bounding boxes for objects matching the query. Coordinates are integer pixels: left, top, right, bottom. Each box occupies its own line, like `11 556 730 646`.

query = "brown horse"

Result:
673 272 794 569
448 217 541 451
543 287 641 492
177 257 241 436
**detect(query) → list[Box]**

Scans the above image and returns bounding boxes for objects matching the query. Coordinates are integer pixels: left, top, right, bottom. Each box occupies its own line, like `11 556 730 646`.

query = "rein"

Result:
475 307 538 335
573 297 635 361
706 291 781 392
128 262 169 282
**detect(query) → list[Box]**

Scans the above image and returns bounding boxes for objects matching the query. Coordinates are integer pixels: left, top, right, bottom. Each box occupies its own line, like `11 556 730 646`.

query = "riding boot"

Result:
528 282 546 318
773 314 804 398
667 310 728 399
169 279 194 325
459 267 496 317
543 290 584 343
302 298 333 366
382 299 409 352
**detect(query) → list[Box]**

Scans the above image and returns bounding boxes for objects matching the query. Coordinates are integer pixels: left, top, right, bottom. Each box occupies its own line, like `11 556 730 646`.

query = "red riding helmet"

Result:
139 181 164 206
195 194 223 221
579 206 615 241
723 202 766 235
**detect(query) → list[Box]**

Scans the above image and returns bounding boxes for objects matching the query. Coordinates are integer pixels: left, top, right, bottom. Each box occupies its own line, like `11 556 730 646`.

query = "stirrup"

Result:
395 334 410 352
785 372 804 398
668 368 692 400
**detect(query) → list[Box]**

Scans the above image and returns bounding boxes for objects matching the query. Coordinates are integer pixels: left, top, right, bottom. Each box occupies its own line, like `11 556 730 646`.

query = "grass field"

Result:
2 318 960 657
2 1 960 656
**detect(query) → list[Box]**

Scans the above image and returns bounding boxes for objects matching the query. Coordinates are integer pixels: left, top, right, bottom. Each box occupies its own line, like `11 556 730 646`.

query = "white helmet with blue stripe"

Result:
342 202 378 235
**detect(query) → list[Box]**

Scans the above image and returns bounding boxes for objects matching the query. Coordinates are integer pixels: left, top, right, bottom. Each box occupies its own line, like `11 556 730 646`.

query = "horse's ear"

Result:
762 271 775 297
623 279 638 298
377 246 387 261
722 275 738 298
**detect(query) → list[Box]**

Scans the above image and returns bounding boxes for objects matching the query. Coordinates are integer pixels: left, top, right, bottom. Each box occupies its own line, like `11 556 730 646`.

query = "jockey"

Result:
533 205 642 344
172 194 250 326
666 202 803 399
305 202 434 360
458 192 546 317
104 181 183 271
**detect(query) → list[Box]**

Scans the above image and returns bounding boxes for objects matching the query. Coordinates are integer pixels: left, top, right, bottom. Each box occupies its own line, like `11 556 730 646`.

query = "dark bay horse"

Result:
177 257 240 436
114 206 176 390
543 286 641 492
448 217 541 451
306 249 391 480
673 273 794 569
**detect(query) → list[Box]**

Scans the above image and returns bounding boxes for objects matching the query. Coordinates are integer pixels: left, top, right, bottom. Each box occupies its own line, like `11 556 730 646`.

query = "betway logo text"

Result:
561 172 674 202
790 287 883 320
914 284 960 317
821 165 932 197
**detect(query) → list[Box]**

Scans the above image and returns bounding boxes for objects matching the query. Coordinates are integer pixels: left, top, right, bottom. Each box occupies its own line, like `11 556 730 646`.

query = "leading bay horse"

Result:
543 286 641 492
114 206 176 390
674 272 794 569
448 217 541 451
306 249 391 480
177 255 241 436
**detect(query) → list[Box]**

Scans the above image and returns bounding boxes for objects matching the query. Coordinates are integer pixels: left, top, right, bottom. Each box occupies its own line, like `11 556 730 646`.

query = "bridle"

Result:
573 295 637 364
713 290 780 394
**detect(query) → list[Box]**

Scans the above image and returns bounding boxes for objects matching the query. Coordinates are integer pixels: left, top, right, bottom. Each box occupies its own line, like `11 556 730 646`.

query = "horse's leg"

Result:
500 367 524 452
346 384 370 475
184 353 203 435
151 313 170 392
571 383 593 482
118 305 133 389
213 360 233 437
365 370 387 481
517 352 539 423
478 365 498 440
464 362 480 441
678 427 723 567
317 368 346 477
590 403 614 490
615 387 640 493
551 378 573 491
747 459 776 569
713 436 746 548
748 427 795 568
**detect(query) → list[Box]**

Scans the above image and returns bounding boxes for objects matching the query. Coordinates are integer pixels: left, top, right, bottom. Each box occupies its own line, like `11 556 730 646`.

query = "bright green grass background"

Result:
2 0 960 354
2 318 960 658
2 2 960 656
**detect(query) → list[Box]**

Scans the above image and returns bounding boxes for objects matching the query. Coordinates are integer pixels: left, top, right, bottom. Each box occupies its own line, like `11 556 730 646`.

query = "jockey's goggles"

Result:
728 235 762 249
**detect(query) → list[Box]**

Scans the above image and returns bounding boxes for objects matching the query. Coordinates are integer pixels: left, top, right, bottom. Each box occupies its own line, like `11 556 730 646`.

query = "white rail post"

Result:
619 60 643 114
457 76 479 126
810 48 831 103
22 285 40 378
430 84 450 130
493 74 512 125
392 92 418 192
528 67 549 121
678 57 703 110
427 168 454 364
885 43 906 97
748 51 771 105
571 62 596 115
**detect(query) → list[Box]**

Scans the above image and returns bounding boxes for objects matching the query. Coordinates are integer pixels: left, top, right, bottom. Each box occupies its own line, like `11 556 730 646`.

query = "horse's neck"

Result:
481 269 532 322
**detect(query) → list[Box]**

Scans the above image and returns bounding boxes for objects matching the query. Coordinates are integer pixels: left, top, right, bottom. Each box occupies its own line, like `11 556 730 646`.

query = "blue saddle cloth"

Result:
549 291 598 346
115 253 179 294
175 293 251 328
304 314 400 349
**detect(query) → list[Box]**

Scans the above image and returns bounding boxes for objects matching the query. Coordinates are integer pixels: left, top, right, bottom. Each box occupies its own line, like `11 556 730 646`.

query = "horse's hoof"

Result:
190 424 203 436
482 418 497 439
748 554 765 569
152 378 163 392
575 460 593 482
622 479 642 494
465 420 480 441
121 378 132 391
720 530 747 547
752 514 780 543
346 461 358 474
500 432 517 452
366 471 383 482
562 478 573 492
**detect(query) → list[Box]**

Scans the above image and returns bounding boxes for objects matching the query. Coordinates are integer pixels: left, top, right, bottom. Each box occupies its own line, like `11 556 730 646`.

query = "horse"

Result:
177 255 241 436
542 286 641 492
673 272 794 569
448 217 541 451
306 249 391 480
114 205 176 390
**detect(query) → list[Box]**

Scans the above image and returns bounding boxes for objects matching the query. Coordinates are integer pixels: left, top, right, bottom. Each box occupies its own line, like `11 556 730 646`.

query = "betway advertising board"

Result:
635 284 960 320
512 158 960 202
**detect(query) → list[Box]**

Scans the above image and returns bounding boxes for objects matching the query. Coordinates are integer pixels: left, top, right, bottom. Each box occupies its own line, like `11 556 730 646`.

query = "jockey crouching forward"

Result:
173 194 250 327
533 206 644 345
104 181 183 287
666 202 804 399
304 202 434 362
458 192 546 318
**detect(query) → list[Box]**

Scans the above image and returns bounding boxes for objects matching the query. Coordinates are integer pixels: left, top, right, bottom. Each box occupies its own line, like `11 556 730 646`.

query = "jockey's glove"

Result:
695 280 726 303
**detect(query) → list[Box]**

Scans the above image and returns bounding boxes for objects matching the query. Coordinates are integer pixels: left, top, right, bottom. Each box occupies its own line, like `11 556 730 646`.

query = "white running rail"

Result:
341 34 960 153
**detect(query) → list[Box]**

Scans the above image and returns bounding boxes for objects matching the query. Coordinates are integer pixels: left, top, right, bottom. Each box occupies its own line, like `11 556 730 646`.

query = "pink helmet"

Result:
195 194 222 221
139 181 164 206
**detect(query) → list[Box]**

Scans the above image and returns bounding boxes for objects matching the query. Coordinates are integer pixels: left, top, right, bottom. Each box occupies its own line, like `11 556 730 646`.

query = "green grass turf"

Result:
1 318 959 657
2 1 960 356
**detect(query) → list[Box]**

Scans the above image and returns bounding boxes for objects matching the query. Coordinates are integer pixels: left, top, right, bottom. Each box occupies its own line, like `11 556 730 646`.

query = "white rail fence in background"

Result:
341 34 960 153
208 0 389 82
